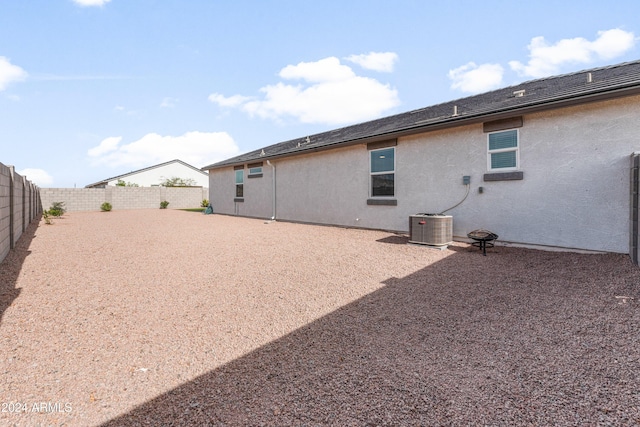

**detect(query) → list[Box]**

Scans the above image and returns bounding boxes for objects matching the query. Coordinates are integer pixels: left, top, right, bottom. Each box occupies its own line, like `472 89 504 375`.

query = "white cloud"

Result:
243 78 399 124
279 57 355 82
72 0 111 7
17 168 53 187
590 29 637 59
448 62 504 94
160 97 177 108
208 93 252 107
87 131 240 168
87 136 122 157
0 57 27 91
345 52 398 72
209 56 400 125
113 105 140 116
509 29 637 78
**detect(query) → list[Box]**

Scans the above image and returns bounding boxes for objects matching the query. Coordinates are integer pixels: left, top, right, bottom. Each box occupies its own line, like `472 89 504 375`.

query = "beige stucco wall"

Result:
209 166 273 218
208 94 640 253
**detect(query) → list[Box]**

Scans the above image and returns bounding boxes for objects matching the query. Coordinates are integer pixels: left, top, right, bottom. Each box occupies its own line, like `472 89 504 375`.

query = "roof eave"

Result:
203 83 640 171
88 159 208 187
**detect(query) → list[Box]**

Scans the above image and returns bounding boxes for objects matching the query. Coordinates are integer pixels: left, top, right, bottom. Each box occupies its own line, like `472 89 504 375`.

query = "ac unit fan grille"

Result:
409 215 453 246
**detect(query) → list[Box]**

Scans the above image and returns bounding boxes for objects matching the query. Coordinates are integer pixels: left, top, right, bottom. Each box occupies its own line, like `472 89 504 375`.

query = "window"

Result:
235 169 244 198
370 147 395 197
488 129 518 171
247 162 263 179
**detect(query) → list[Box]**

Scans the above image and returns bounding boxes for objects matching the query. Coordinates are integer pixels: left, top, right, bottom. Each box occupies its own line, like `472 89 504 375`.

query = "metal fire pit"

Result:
467 229 498 256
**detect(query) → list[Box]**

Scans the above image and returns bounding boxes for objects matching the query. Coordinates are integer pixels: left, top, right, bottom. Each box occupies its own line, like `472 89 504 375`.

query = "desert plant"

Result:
116 179 140 187
159 176 197 187
101 202 112 212
48 201 66 218
43 210 53 225
160 200 170 209
201 199 209 207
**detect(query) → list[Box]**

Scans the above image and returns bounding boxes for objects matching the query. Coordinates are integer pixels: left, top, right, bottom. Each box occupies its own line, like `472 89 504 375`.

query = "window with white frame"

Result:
247 162 263 179
370 147 395 197
235 169 244 198
488 129 519 171
248 166 262 176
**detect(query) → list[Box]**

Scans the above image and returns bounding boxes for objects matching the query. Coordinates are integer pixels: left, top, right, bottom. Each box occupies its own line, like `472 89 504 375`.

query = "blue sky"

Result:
1 0 638 188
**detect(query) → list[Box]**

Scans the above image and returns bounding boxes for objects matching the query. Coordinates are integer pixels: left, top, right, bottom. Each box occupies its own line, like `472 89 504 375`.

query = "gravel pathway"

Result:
1 209 639 426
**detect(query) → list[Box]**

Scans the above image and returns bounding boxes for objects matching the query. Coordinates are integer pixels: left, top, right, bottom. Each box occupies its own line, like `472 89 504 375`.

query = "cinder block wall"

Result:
632 153 640 265
12 173 24 245
0 162 42 265
165 187 207 209
0 164 11 263
40 187 207 212
41 188 106 212
110 186 165 210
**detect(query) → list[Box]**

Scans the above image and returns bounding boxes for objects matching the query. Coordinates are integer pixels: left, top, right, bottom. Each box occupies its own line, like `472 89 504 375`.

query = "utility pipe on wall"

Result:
267 160 276 220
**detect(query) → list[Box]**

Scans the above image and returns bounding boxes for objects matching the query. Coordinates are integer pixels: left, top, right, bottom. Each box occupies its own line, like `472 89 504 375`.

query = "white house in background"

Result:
203 60 640 264
85 159 209 188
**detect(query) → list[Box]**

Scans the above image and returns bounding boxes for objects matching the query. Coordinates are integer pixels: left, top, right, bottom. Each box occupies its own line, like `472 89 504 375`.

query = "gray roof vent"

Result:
513 89 526 97
587 72 593 83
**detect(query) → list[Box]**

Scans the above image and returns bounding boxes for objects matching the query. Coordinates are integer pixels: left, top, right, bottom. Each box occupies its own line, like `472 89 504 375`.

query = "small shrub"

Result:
201 199 209 208
48 201 66 218
43 210 53 225
160 200 170 209
159 176 197 187
101 202 112 212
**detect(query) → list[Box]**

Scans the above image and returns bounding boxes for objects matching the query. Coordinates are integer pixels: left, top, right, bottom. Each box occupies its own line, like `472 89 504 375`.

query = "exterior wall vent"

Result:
409 214 453 246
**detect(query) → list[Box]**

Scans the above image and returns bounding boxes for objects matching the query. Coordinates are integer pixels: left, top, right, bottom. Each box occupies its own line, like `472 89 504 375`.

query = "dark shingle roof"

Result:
203 60 640 170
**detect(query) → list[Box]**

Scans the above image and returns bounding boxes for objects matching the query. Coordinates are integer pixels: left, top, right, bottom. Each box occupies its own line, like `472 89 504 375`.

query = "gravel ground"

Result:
1 209 639 426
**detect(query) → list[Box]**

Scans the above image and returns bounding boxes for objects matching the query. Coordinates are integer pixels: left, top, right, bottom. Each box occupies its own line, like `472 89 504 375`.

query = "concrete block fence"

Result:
40 186 208 213
0 162 42 265
632 153 640 265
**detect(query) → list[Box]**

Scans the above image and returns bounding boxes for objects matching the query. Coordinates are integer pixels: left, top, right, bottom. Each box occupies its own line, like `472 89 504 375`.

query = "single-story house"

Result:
86 159 209 188
203 60 640 264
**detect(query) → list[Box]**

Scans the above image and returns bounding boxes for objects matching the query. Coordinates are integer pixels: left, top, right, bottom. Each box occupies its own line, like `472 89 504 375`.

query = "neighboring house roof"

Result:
85 159 208 188
203 59 640 170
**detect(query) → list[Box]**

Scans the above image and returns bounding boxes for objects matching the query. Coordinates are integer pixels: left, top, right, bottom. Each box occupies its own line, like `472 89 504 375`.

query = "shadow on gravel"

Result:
101 246 640 426
375 234 409 245
0 218 39 326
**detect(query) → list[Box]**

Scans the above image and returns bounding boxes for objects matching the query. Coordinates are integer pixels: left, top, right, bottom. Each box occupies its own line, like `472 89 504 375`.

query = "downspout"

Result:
267 160 276 220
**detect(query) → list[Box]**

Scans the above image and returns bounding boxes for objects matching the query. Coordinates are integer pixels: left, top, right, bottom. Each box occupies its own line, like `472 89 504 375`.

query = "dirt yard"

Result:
1 210 639 426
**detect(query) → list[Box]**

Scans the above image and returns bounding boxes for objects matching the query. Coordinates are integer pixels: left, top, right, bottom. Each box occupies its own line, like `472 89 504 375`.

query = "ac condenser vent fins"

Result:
409 214 453 246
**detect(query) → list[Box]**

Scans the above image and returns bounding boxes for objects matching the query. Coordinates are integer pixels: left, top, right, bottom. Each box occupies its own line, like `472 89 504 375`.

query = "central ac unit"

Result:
409 214 453 246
